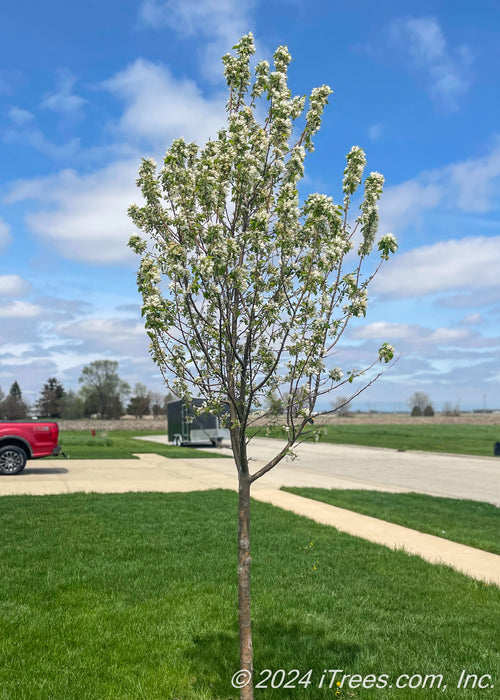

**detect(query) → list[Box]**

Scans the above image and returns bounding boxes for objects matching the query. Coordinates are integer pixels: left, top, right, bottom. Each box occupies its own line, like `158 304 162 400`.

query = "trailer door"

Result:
182 402 191 443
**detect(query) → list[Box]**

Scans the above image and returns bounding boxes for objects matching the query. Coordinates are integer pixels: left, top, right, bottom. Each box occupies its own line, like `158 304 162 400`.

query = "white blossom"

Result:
328 368 343 382
358 171 385 257
343 146 366 197
127 32 397 467
378 342 395 363
378 232 398 260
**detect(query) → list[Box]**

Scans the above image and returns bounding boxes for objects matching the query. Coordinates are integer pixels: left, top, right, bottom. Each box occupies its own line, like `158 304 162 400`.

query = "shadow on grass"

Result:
185 622 361 698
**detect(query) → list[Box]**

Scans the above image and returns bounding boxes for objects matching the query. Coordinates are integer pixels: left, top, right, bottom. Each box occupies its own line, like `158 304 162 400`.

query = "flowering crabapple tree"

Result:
128 33 397 699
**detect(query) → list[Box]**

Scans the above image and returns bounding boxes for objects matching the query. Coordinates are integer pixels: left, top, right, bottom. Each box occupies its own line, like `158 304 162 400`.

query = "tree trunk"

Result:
238 474 254 699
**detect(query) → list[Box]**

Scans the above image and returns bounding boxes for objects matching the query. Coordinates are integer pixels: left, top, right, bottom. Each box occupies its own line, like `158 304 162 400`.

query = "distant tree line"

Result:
407 392 460 417
0 360 174 420
0 368 465 421
408 391 435 416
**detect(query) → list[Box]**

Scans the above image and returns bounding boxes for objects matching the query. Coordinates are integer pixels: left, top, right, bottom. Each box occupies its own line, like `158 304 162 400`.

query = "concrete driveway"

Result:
253 438 500 505
138 436 500 505
1 439 499 586
1 438 498 505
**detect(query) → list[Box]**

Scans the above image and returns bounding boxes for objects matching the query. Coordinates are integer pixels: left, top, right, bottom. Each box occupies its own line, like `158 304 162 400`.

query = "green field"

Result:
0 491 498 699
248 423 500 456
282 488 500 555
58 429 227 459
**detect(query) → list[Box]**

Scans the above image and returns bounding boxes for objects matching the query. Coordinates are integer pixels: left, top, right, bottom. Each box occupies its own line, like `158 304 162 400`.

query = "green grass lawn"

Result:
248 423 500 456
282 488 500 555
1 491 499 699
58 429 227 459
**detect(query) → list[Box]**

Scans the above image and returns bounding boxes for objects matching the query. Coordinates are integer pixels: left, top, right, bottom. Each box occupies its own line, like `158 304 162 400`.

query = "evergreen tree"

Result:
1 381 28 419
36 378 66 418
127 383 151 418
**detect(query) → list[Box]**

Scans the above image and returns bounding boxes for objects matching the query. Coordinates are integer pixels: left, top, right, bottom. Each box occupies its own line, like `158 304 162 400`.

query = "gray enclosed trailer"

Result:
166 398 230 447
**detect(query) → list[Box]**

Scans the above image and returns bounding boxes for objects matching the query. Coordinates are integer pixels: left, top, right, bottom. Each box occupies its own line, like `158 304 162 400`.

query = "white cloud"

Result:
379 179 443 234
7 106 34 125
58 317 144 338
40 69 86 116
6 160 141 264
4 57 236 264
448 145 500 212
103 58 226 147
138 0 258 79
368 123 384 141
390 16 473 110
34 297 93 317
57 317 148 354
0 301 42 318
4 83 83 161
333 320 500 409
3 124 80 161
428 327 471 344
379 139 500 235
350 321 471 344
373 236 500 299
0 218 11 248
350 322 422 340
0 275 32 297
461 312 482 325
0 358 62 402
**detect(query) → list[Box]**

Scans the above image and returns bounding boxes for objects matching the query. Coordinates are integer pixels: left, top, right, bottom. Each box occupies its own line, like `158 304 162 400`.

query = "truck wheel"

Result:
0 446 27 475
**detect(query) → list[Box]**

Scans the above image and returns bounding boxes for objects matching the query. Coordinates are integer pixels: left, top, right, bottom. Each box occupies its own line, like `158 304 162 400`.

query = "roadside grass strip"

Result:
58 430 227 460
281 489 500 556
0 491 499 698
248 423 500 457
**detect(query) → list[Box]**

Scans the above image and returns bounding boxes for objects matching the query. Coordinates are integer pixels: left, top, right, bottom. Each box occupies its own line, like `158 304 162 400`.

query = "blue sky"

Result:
1 0 499 412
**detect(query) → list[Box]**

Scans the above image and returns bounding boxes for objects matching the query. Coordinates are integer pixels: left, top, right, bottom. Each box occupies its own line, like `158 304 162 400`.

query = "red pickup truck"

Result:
0 422 61 475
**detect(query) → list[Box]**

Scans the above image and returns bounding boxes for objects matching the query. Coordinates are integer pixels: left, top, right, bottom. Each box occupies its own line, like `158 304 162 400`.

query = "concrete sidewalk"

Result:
2 451 499 587
251 486 500 587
